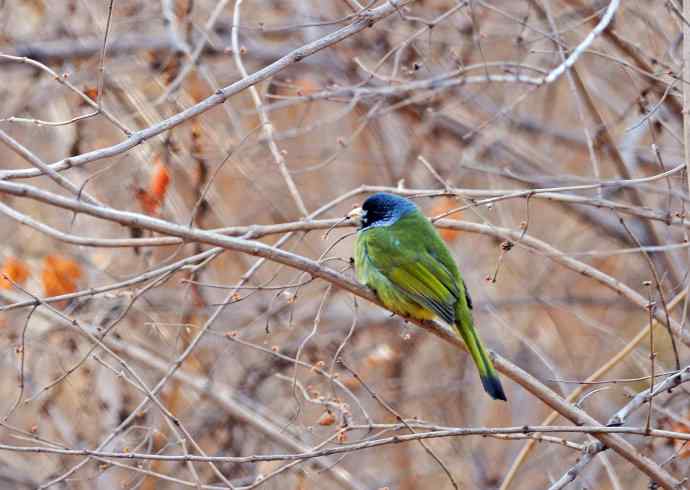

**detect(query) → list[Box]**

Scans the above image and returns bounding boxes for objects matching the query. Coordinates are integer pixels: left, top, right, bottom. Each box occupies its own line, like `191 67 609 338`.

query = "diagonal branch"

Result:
0 180 683 489
6 179 688 344
0 0 416 182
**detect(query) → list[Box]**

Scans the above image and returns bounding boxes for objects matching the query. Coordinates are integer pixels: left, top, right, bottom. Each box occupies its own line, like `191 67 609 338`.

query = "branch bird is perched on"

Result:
349 192 507 401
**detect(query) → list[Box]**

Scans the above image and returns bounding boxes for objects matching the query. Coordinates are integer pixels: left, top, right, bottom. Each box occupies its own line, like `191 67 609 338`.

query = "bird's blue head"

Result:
356 192 418 230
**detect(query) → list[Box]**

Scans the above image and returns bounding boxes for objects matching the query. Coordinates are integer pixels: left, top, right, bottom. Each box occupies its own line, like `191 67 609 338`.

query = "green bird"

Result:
349 192 506 401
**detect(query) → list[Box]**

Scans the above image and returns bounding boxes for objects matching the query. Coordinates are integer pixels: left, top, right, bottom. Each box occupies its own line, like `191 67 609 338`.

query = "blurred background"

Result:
1 0 689 488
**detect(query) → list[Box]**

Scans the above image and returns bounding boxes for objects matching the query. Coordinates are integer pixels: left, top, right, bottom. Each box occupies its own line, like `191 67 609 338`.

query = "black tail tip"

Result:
480 375 508 401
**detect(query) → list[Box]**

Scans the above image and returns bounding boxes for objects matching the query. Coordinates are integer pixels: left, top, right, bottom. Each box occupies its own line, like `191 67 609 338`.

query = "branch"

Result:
0 0 415 182
231 0 308 217
0 129 101 206
500 289 688 490
2 288 367 490
542 0 620 84
3 180 687 347
0 181 683 488
0 425 687 464
608 366 690 427
547 442 604 490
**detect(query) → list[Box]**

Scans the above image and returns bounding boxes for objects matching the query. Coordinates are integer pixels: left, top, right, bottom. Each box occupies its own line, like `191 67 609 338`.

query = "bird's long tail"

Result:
456 322 507 401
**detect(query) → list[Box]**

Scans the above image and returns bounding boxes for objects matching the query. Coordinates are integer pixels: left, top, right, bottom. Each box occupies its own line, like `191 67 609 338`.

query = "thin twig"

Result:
231 0 308 217
340 360 460 490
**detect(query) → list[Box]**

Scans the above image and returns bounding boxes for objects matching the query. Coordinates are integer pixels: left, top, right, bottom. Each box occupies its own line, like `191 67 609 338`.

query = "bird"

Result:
348 192 507 401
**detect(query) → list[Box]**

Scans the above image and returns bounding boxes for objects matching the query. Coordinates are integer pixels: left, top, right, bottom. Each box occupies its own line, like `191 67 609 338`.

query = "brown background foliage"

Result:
1 0 689 489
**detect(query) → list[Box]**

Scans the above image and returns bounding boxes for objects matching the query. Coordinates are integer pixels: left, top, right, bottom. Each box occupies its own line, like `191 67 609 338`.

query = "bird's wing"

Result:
424 233 473 311
359 223 460 325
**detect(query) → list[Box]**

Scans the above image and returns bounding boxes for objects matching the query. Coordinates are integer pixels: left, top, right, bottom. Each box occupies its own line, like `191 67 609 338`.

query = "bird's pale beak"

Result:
347 206 364 226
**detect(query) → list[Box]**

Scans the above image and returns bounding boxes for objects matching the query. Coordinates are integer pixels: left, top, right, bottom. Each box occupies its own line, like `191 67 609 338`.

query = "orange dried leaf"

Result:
162 56 181 84
294 77 319 96
0 257 30 289
187 73 209 103
317 411 336 426
149 160 171 202
431 197 461 242
341 375 359 390
135 188 160 216
83 86 98 102
191 121 203 147
42 255 82 299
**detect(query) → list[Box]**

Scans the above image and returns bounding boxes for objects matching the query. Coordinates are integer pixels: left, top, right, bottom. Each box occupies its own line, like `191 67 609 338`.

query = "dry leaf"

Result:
149 159 171 202
135 188 160 216
163 55 181 84
186 73 210 103
340 375 359 390
294 77 320 96
83 86 98 102
0 257 30 289
317 411 336 426
431 197 461 242
136 158 171 216
42 255 82 300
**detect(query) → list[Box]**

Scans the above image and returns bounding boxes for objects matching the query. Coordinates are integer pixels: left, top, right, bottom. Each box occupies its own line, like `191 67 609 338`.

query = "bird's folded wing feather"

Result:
360 227 459 325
